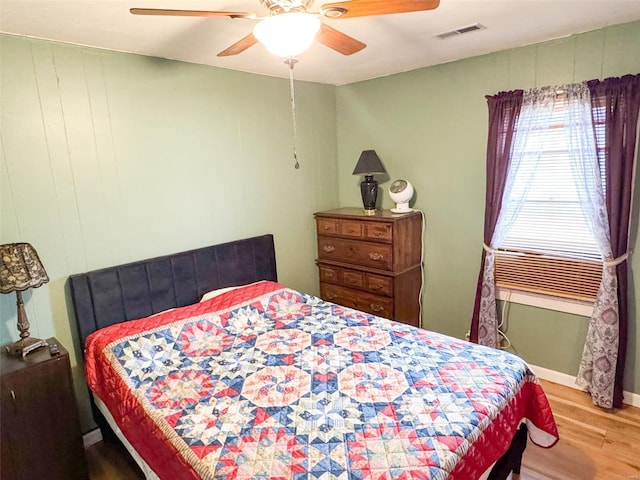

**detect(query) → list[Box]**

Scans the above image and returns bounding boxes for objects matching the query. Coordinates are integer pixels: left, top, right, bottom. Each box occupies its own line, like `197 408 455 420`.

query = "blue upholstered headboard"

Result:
68 234 277 349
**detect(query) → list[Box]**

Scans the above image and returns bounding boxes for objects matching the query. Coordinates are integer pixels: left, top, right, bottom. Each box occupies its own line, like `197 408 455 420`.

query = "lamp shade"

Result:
352 150 387 176
0 243 49 294
253 12 321 58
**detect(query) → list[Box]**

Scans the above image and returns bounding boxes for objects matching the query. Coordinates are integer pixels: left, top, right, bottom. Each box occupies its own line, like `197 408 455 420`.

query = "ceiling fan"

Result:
130 0 440 58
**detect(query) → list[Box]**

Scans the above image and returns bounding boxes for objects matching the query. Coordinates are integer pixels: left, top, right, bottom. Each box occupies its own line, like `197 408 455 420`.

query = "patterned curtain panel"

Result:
583 74 640 408
470 90 523 347
561 83 619 409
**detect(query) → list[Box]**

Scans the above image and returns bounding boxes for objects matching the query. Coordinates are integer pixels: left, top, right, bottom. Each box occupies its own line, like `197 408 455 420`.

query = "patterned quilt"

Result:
85 281 558 480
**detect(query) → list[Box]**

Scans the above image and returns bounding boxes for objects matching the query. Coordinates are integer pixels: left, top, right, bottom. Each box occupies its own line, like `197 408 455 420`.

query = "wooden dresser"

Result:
0 338 89 480
315 208 423 328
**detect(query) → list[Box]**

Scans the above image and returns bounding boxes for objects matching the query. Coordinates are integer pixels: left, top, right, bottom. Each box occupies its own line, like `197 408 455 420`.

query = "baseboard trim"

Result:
529 363 640 409
83 428 103 449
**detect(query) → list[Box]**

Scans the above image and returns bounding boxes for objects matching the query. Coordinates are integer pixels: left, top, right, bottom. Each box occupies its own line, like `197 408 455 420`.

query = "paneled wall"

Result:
0 34 338 430
2 21 639 436
336 21 640 394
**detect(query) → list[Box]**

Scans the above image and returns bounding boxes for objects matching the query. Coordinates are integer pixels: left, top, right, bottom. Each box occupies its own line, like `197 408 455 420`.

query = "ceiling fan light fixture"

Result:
253 12 321 57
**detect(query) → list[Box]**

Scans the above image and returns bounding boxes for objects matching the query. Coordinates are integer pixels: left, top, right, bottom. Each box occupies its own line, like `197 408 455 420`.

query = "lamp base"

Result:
363 209 377 216
360 175 379 213
6 336 48 358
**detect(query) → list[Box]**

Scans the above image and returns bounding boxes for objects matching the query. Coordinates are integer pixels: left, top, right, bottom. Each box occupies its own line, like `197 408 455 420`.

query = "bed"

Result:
69 234 558 480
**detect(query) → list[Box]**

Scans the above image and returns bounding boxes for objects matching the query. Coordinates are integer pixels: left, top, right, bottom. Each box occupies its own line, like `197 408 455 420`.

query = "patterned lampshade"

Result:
0 243 49 294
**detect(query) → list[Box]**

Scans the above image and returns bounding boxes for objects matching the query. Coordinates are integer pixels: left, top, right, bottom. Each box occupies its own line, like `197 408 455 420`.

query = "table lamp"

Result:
0 243 49 357
352 150 387 215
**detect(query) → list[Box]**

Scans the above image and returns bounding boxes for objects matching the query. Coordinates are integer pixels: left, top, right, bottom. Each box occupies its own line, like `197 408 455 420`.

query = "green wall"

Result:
336 21 640 395
2 21 639 436
0 34 338 430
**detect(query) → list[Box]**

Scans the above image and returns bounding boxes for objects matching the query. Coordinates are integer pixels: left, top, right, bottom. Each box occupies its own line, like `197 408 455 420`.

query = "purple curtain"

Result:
588 74 640 408
470 90 523 343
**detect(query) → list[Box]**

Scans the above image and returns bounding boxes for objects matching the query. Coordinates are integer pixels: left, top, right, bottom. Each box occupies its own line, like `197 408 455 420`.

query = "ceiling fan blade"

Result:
217 33 259 57
320 0 439 19
317 23 366 55
130 8 253 19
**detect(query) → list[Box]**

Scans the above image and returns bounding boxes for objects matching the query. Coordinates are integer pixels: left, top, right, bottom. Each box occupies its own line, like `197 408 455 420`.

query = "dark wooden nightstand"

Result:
315 208 423 328
1 337 89 480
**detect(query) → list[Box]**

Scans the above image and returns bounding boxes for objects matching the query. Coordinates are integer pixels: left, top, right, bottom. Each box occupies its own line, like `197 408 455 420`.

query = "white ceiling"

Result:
2 0 640 85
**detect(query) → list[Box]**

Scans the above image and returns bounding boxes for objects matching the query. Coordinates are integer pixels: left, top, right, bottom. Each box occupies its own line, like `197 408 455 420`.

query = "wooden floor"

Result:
85 379 640 480
516 380 640 480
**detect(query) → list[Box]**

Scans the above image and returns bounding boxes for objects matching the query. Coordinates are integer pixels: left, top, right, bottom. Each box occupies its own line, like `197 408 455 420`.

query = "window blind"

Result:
495 94 605 302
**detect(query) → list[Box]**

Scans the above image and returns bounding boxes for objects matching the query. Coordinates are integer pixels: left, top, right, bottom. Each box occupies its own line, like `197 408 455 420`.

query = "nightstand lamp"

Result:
352 150 387 215
0 243 49 357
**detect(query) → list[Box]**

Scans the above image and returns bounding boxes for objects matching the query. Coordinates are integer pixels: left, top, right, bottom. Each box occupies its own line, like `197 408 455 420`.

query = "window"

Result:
474 75 639 406
494 93 605 302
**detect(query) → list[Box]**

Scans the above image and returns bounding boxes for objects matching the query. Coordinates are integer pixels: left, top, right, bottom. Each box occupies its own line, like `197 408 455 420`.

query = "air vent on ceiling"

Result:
436 23 486 39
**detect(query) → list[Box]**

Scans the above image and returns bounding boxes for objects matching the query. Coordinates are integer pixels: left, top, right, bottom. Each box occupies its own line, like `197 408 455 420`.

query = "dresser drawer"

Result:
318 236 392 270
318 263 393 297
342 270 365 288
338 220 364 238
316 217 393 243
364 222 392 241
317 218 338 235
319 265 340 283
366 274 393 296
320 283 393 319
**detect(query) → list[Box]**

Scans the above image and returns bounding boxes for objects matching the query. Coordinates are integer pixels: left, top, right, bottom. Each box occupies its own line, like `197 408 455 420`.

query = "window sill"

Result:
496 288 594 317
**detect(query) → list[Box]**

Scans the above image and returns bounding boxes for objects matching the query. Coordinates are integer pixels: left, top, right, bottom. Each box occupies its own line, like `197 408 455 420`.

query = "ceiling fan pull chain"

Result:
286 57 300 169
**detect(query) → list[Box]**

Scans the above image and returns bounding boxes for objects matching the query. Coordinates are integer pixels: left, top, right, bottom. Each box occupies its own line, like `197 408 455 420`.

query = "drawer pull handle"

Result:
347 278 356 284
370 304 384 312
327 293 337 300
323 245 336 253
10 390 17 412
325 271 335 278
371 284 382 290
369 252 383 261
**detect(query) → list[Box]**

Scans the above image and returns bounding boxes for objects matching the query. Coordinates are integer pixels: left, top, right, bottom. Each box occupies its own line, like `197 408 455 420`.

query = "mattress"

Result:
85 281 558 479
